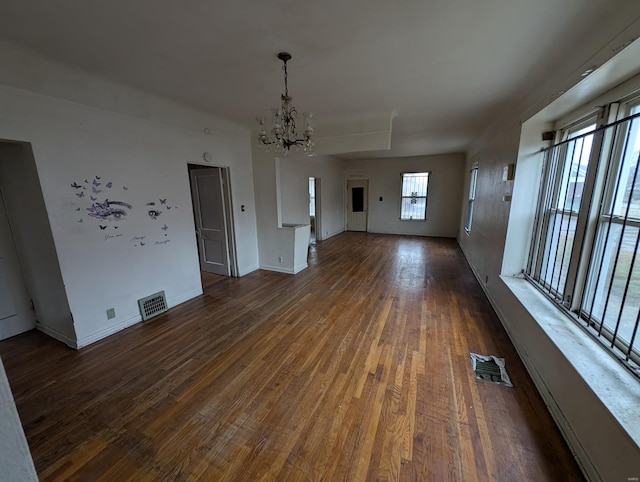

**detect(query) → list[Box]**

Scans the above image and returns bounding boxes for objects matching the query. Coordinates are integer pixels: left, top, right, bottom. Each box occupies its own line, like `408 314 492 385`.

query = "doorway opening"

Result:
0 141 73 343
187 164 237 278
309 177 321 244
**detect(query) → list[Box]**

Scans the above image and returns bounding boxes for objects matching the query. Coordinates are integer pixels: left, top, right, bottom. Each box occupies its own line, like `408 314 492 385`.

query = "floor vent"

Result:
138 291 168 321
470 353 513 387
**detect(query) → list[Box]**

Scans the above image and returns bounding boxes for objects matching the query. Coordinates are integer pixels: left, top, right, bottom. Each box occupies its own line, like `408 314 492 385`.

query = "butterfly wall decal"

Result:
71 182 82 189
99 225 107 230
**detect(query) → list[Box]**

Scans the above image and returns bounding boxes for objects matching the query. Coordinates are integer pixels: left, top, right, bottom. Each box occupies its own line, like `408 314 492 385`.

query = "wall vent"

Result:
138 291 168 321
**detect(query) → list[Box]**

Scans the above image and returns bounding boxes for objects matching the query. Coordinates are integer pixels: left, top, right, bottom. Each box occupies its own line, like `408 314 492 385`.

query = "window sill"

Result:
500 276 640 447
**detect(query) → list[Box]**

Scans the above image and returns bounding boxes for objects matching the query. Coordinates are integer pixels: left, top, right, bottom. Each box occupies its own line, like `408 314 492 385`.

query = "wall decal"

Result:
87 200 132 221
69 175 177 246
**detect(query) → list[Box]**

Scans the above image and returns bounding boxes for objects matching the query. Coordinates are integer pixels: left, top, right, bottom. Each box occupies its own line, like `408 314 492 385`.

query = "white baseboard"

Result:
74 288 203 349
259 264 295 274
237 263 259 277
293 263 308 274
168 288 202 307
36 322 79 349
74 314 141 349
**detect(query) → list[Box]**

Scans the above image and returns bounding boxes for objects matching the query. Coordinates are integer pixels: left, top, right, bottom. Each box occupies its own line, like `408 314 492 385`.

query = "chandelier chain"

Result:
282 62 289 97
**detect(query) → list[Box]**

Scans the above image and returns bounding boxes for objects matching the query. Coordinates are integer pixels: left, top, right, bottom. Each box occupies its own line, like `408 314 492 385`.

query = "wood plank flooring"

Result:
0 233 584 481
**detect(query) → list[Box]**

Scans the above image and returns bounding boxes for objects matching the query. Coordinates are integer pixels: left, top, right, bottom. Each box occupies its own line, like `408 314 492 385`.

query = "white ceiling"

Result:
0 0 636 158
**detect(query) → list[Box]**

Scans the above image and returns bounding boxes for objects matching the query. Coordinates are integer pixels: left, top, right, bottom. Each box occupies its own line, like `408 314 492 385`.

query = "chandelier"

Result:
257 52 314 155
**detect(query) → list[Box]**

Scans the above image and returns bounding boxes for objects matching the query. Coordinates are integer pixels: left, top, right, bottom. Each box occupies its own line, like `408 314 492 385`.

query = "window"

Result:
465 164 478 233
527 97 640 372
400 172 429 220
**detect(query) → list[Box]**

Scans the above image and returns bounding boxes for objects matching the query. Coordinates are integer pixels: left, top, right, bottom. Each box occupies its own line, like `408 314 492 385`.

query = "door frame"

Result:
187 164 238 277
309 176 322 241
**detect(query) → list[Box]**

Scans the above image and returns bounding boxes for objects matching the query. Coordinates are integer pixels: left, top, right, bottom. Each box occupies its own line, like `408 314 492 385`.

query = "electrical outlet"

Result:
106 308 116 319
278 256 283 263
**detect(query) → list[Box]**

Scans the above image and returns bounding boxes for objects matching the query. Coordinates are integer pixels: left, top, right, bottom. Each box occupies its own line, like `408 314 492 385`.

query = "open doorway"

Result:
309 177 321 243
0 141 73 343
188 164 238 277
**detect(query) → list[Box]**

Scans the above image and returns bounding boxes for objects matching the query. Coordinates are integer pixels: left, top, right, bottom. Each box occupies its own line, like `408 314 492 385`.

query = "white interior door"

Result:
347 179 368 232
0 191 36 339
190 168 231 276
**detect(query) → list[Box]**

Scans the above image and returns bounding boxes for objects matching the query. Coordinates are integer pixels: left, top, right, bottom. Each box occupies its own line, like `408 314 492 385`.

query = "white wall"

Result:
253 146 345 272
279 154 345 239
344 154 465 237
0 42 259 347
458 12 640 481
0 357 38 481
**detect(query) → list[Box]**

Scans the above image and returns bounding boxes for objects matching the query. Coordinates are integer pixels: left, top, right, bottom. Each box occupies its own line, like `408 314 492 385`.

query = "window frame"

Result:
526 93 640 372
465 163 478 234
399 171 430 221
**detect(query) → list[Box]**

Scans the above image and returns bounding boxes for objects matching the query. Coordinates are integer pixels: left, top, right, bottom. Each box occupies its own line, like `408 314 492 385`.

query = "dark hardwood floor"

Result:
0 233 584 481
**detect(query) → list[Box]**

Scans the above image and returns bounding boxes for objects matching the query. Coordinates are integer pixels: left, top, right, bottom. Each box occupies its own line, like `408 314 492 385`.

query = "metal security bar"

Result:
400 172 430 220
526 109 640 375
